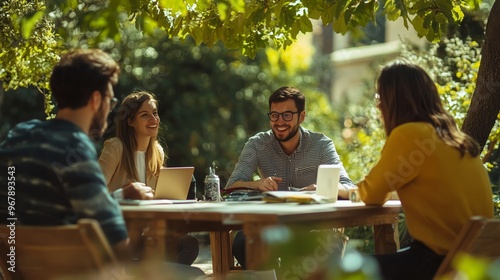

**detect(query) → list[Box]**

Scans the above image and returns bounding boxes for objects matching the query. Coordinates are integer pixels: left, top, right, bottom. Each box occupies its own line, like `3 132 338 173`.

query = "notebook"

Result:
154 167 195 200
315 164 341 202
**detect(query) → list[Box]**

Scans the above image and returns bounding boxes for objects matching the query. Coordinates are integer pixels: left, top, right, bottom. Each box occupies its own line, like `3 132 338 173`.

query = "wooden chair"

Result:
434 216 500 279
0 219 119 280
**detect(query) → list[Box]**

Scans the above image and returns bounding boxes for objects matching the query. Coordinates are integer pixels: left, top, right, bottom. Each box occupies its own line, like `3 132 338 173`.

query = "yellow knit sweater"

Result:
358 122 494 255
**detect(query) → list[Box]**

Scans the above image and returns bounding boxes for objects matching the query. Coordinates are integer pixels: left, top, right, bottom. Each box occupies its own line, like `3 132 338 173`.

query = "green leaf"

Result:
191 27 204 45
390 0 408 28
410 1 431 12
435 13 448 24
423 14 432 29
425 21 441 43
332 13 347 34
308 9 322 20
47 0 78 13
20 10 45 39
141 15 159 34
344 8 353 24
291 23 300 38
229 0 246 13
203 26 216 46
249 8 266 24
216 24 225 41
410 15 427 37
299 17 313 33
321 5 335 25
384 1 402 21
334 0 350 19
218 2 228 21
159 0 188 16
452 5 465 21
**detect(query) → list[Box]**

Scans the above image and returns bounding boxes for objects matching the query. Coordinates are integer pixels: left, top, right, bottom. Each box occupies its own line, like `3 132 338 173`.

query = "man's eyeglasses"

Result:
109 96 118 111
267 111 300 122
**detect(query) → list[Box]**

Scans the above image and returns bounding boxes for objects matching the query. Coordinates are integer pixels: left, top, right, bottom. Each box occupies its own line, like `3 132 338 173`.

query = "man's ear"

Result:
89 91 102 112
299 110 306 123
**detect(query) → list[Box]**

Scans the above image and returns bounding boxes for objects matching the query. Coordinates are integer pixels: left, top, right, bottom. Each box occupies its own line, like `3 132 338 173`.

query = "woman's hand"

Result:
122 182 155 200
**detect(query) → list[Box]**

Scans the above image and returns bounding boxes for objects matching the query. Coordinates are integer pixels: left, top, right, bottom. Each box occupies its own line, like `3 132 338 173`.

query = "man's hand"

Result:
256 176 283 191
122 182 155 200
299 184 316 191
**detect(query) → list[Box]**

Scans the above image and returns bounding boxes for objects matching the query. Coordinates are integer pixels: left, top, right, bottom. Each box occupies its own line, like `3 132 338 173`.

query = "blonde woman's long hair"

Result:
115 91 165 181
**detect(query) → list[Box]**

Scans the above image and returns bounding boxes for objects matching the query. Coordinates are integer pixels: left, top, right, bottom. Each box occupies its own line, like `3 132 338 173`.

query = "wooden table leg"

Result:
373 222 400 254
244 222 272 271
142 219 167 260
125 218 148 260
210 231 232 277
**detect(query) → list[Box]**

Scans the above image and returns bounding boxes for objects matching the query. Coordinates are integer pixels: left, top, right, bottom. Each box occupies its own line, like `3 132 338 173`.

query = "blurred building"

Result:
316 15 427 103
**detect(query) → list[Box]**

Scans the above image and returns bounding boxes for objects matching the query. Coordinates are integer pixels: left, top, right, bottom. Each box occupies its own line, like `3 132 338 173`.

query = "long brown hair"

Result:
377 60 480 157
115 91 165 180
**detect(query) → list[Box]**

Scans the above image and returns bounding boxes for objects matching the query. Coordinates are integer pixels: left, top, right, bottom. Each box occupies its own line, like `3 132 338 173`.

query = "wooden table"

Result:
121 200 401 276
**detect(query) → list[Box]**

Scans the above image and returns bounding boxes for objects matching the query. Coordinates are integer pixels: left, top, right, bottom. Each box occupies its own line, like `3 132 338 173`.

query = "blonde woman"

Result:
99 91 199 265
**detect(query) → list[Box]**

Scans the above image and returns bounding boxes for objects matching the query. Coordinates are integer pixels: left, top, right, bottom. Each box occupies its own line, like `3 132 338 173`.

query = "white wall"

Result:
329 18 427 102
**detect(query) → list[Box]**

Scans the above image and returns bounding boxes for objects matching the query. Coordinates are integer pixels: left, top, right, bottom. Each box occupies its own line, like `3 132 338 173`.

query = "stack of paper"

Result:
262 191 335 204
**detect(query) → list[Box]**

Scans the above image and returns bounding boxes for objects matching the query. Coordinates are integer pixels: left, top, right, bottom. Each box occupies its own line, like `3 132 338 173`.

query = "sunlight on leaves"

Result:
20 10 45 39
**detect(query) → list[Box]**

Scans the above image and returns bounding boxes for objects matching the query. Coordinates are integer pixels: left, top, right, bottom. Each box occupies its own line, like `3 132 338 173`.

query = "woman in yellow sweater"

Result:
99 91 199 265
358 60 494 279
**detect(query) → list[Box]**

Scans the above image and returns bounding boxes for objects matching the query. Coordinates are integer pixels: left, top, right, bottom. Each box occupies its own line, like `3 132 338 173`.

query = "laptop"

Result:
315 164 341 202
154 167 195 200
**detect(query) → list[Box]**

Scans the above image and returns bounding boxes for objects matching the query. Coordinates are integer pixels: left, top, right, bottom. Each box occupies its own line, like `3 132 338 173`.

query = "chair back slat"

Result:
434 216 500 279
0 219 118 280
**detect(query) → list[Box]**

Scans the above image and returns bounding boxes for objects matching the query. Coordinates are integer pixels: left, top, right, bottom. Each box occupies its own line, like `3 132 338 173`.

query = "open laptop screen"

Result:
155 167 195 200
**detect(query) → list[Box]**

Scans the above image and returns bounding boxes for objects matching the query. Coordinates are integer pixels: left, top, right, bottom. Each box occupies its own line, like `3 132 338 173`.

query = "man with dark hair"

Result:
0 49 204 278
226 86 355 269
0 49 157 258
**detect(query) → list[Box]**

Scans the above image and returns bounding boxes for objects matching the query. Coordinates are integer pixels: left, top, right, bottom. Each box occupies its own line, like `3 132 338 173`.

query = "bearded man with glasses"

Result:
225 86 355 270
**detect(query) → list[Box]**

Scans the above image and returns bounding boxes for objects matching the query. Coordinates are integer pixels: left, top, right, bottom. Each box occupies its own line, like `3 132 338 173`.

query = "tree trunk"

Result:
462 0 500 151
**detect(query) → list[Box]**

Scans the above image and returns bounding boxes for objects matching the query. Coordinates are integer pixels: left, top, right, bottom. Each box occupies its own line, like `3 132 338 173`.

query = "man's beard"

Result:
89 104 108 141
272 121 300 142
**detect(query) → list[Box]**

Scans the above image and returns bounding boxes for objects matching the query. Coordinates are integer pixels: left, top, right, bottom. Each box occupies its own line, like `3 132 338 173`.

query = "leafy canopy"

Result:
42 0 478 58
0 0 482 114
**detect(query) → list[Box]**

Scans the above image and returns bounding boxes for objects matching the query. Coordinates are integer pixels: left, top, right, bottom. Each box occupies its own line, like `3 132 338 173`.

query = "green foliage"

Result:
263 225 382 279
336 91 385 182
100 32 272 186
436 254 500 280
0 0 60 117
1 0 484 122
333 36 500 253
122 0 478 57
87 23 330 190
0 88 47 140
399 37 500 196
1 2 337 193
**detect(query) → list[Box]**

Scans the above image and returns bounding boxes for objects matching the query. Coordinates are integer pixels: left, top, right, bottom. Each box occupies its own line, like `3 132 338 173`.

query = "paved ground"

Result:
191 233 214 276
192 243 213 276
